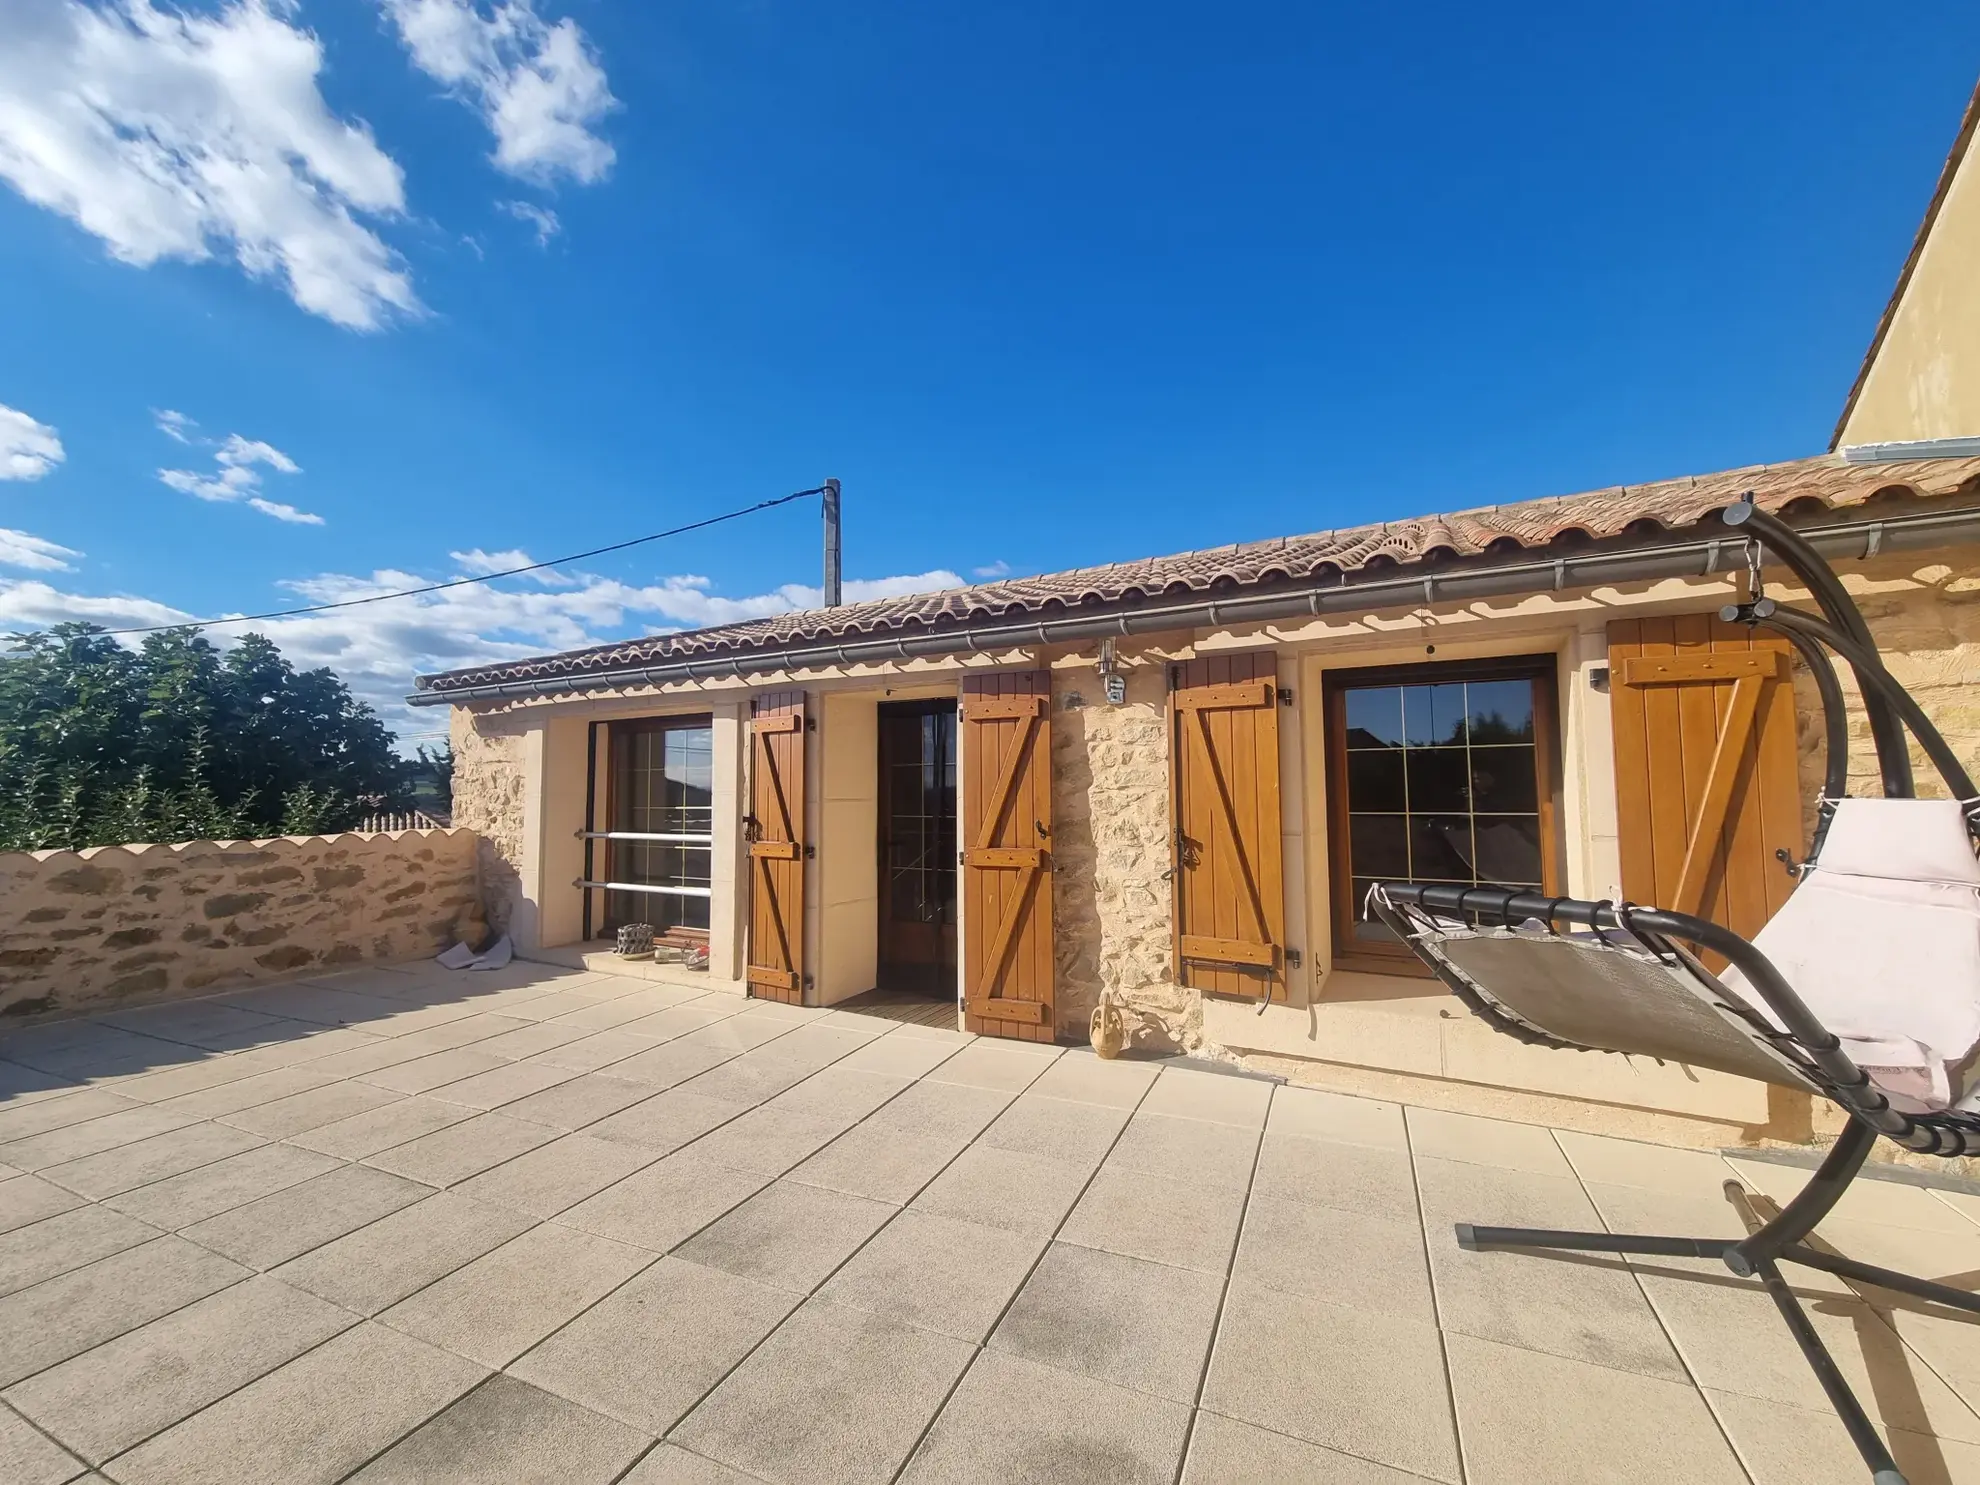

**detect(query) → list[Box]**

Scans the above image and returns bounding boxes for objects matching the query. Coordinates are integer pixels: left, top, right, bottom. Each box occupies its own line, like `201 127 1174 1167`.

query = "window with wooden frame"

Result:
597 715 715 938
1324 656 1561 970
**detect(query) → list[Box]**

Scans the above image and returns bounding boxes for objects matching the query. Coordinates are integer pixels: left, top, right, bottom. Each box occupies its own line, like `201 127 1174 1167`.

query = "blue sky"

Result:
0 1 1976 742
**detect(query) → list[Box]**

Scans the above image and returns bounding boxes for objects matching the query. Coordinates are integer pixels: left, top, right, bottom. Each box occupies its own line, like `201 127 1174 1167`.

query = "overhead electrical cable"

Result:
93 485 828 638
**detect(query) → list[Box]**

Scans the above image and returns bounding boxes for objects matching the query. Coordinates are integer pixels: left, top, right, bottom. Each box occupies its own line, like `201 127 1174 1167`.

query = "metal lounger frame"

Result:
1371 497 1980 1485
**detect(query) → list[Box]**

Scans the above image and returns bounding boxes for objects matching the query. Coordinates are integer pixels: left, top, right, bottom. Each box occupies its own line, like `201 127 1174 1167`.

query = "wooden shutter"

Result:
1171 654 1287 1002
746 691 807 1003
961 672 1054 1040
1608 617 1801 942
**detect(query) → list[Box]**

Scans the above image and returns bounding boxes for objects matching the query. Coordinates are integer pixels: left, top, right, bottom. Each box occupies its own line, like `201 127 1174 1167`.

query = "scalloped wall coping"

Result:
0 827 472 872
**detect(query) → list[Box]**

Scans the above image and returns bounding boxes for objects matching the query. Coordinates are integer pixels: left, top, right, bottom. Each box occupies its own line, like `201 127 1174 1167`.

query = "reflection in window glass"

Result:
606 721 714 935
1340 675 1543 941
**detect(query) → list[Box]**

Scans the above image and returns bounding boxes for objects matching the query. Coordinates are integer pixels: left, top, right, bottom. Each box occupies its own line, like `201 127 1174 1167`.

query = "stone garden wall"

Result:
0 830 480 1023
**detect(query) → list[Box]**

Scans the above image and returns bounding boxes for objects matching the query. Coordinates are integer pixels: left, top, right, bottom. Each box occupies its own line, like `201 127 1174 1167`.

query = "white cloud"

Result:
0 404 65 481
0 528 82 572
383 1 615 185
0 1 417 330
498 198 559 245
158 428 320 523
972 560 1011 580
0 560 968 733
153 408 195 443
450 547 572 584
247 498 324 526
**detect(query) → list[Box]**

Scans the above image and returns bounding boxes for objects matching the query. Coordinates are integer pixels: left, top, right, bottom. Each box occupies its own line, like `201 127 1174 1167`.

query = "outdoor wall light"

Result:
1097 639 1127 705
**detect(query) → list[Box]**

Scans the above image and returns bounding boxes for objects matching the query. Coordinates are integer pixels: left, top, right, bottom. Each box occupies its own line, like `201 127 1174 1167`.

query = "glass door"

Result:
877 701 958 996
600 716 714 937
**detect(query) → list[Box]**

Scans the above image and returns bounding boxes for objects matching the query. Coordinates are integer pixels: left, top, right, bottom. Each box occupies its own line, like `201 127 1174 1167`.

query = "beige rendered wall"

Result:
0 830 480 1023
1841 135 1980 445
817 691 879 1005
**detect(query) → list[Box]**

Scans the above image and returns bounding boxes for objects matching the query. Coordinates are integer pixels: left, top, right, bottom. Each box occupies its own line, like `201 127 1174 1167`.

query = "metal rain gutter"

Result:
407 503 1980 707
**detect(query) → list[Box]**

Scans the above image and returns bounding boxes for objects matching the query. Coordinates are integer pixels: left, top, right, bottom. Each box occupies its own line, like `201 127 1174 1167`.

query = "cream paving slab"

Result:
152 1067 333 1121
1026 1051 1162 1109
0 1205 162 1297
94 1003 296 1056
0 1237 247 1388
99 1143 339 1231
1407 1105 1575 1176
1704 1386 1975 1485
1201 1278 1461 1483
1138 1066 1274 1129
377 1221 653 1367
178 1164 429 1271
347 1373 651 1484
910 1143 1094 1237
105 1054 290 1104
749 1025 889 1074
619 1443 763 1483
989 1240 1224 1403
0 1089 140 1145
1232 1192 1437 1325
1446 1330 1747 1484
1555 1128 1746 1194
923 1039 1060 1093
901 1349 1190 1485
496 1071 655 1131
1263 1085 1408 1150
1104 1109 1260 1192
0 1025 197 1084
520 1027 667 1072
284 1094 479 1160
585 1089 753 1154
466 1021 594 1062
554 1153 771 1253
0 1106 200 1173
1414 1154 1688 1381
672 1055 814 1108
685 1106 852 1177
976 1093 1130 1169
0 1402 86 1485
509 1257 800 1436
421 1059 581 1112
1181 1411 1433 1483
1728 1157 1980 1235
101 1320 486 1485
361 1111 558 1187
671 1299 975 1485
864 1077 1015 1143
1248 1129 1420 1222
815 1208 1047 1342
832 1032 965 1080
214 1079 402 1138
673 1180 894 1294
1059 1165 1247 1274
597 1038 739 1091
764 1067 912 1124
785 1121 971 1205
451 1133 660 1219
355 1047 510 1096
0 1060 82 1105
0 1173 86 1237
1 1275 353 1464
271 1191 534 1315
41 1122 266 1201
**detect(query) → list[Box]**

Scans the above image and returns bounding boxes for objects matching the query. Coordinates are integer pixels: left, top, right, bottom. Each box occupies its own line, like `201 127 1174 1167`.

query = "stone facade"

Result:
1048 655 1195 1051
0 830 479 1023
450 708 529 934
1791 552 1980 820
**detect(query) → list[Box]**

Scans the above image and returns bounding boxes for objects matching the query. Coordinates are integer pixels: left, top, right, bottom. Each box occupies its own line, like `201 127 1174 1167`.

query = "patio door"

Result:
601 716 714 937
1608 616 1801 943
877 701 958 997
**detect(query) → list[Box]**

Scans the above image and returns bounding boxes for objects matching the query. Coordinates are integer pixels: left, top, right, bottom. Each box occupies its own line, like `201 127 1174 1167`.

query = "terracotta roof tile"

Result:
417 452 1980 693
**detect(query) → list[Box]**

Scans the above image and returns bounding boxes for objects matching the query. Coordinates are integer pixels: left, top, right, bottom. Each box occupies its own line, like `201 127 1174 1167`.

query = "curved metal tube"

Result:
1724 500 1913 796
1749 603 1975 801
1725 602 1849 805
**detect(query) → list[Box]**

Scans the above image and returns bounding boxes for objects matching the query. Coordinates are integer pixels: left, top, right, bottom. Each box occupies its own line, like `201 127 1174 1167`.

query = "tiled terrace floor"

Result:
2 962 1980 1483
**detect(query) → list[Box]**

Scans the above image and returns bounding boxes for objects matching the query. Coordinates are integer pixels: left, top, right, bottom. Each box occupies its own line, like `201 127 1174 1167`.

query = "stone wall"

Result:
450 708 528 934
1049 656 1198 1051
1790 552 1980 822
0 830 480 1023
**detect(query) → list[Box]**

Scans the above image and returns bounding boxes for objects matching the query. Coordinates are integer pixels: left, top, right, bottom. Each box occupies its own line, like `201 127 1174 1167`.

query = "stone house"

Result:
422 79 1980 1148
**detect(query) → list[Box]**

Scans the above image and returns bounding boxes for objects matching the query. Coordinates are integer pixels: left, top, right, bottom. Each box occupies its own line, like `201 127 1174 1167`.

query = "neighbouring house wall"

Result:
0 830 479 1022
1839 127 1980 446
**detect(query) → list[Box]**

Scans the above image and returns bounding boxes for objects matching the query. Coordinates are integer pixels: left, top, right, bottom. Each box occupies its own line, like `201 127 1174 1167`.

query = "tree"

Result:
0 622 419 851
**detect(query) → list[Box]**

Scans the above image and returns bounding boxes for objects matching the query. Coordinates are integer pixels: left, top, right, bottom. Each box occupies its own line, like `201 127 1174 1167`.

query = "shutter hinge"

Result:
1285 947 1303 969
1277 687 1294 706
804 844 816 860
805 718 817 732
